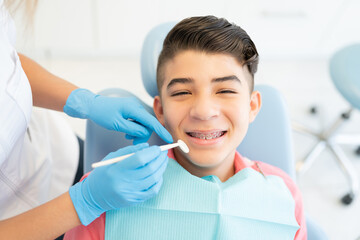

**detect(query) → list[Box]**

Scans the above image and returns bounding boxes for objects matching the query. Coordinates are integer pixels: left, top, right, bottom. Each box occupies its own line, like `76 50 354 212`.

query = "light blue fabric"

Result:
105 158 299 240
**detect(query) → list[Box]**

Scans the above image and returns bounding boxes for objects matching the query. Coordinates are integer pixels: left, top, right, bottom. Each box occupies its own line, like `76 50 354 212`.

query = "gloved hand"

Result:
64 88 172 144
69 143 168 225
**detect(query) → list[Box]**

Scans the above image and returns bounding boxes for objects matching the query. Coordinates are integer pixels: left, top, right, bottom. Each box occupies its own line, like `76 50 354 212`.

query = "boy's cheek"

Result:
163 115 175 132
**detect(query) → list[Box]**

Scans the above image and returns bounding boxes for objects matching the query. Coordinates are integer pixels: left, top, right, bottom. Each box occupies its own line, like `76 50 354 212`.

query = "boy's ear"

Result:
249 91 261 123
153 96 165 126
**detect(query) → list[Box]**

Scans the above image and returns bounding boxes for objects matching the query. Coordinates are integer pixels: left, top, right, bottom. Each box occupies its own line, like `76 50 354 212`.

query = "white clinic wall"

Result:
14 0 360 59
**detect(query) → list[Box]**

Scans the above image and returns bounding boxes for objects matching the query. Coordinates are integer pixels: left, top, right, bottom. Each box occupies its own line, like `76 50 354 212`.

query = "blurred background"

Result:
12 0 360 239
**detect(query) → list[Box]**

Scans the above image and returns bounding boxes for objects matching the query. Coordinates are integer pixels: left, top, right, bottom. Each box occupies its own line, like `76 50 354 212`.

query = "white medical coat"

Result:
0 2 79 219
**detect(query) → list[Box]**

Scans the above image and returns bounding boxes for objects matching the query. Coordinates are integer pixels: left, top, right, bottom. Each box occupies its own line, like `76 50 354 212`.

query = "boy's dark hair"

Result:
157 15 259 93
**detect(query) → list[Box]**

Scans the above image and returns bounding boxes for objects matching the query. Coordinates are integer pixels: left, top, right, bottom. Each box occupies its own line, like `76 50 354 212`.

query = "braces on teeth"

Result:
190 131 224 140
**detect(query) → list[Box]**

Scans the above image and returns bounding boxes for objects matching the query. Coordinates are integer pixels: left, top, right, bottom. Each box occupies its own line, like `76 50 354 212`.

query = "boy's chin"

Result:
187 157 224 169
174 149 234 170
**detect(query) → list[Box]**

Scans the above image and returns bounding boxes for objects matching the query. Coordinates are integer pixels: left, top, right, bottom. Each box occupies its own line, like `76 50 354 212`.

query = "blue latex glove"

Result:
64 88 172 144
69 143 169 225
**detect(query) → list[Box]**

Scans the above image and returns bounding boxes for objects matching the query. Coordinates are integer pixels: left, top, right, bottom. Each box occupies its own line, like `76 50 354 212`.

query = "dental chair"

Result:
294 44 360 205
84 22 328 240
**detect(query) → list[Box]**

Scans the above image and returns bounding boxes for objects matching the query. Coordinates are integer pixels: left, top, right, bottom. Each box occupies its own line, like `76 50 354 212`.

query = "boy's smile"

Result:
154 50 261 182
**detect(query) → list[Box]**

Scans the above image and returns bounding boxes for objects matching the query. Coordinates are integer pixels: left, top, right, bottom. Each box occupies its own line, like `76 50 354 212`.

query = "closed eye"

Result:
217 89 237 94
171 91 191 97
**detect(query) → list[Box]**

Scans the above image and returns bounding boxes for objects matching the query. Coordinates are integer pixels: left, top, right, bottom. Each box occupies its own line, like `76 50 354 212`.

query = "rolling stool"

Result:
294 44 360 205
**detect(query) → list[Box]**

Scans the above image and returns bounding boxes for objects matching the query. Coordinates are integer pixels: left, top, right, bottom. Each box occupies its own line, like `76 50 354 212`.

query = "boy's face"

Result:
154 50 261 180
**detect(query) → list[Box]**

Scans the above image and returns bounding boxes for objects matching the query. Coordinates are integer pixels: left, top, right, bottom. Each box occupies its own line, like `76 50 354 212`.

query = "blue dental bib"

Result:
105 158 299 240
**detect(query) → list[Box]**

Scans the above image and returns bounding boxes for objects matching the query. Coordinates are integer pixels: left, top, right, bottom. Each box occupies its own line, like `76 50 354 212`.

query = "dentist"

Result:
0 0 172 239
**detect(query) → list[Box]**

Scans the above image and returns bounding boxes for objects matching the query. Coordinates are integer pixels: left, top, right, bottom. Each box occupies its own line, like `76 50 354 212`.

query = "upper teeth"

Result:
189 131 224 140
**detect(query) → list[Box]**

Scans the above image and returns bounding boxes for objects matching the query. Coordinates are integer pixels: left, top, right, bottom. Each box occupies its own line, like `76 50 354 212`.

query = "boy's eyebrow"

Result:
212 75 241 83
167 78 193 89
166 75 240 90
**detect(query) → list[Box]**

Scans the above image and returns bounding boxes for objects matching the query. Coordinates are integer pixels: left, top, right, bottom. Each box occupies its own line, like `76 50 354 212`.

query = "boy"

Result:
65 16 307 239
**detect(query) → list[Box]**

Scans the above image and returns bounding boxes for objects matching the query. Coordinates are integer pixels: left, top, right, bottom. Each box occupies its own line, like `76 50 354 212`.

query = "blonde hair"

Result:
4 0 38 25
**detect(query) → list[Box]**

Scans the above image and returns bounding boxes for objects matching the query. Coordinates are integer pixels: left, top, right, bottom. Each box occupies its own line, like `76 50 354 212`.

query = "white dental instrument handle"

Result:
91 152 135 168
91 142 180 169
159 142 179 151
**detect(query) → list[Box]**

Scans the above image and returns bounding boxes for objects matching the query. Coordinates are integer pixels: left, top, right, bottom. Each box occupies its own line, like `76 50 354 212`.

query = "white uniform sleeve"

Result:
0 1 32 173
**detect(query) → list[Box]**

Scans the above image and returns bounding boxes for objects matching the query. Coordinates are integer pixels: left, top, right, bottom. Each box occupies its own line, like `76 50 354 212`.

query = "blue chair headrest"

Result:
329 43 360 110
140 22 177 98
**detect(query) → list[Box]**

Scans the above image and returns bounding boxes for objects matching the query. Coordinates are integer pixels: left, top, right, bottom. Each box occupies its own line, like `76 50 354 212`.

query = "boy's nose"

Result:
189 96 219 121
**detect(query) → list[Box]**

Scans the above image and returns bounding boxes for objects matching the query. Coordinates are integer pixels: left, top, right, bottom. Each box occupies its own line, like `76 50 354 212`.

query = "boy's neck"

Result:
172 150 236 182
